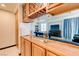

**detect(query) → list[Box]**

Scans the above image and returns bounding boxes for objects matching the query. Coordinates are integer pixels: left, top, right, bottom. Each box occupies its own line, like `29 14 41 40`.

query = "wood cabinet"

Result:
23 3 46 22
29 3 46 14
46 3 62 12
24 39 32 56
46 3 79 15
32 43 45 56
23 3 79 22
20 37 25 56
23 4 31 23
23 4 30 18
20 38 57 56
46 50 57 56
20 36 79 56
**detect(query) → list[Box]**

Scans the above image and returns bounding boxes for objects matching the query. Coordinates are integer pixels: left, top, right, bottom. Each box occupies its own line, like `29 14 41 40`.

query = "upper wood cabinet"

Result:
46 3 63 12
23 3 46 22
32 43 45 56
23 4 29 18
46 3 79 15
29 3 45 14
23 3 79 22
23 4 31 23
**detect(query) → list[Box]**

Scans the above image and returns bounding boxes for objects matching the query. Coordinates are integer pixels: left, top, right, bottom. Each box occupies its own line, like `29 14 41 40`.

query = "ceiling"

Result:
0 3 18 14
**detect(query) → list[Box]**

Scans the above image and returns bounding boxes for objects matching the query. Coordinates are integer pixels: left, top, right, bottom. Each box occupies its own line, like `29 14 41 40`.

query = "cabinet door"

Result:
24 39 31 56
47 3 79 15
46 50 57 56
20 37 25 56
46 3 62 12
32 43 45 56
23 4 30 22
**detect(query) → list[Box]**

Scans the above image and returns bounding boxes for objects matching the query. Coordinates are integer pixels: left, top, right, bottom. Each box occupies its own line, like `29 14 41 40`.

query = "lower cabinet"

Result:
24 39 31 56
20 37 25 56
20 37 58 56
46 50 57 56
32 43 45 56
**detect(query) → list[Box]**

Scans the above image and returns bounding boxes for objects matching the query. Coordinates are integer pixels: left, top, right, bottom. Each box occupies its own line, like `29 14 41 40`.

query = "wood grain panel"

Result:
24 39 31 56
20 37 25 56
22 36 79 56
46 50 57 56
32 43 45 56
15 10 19 48
47 3 79 15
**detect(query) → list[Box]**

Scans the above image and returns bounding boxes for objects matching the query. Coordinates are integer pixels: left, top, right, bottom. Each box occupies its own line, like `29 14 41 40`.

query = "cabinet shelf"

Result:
46 3 79 15
28 6 46 19
23 3 46 22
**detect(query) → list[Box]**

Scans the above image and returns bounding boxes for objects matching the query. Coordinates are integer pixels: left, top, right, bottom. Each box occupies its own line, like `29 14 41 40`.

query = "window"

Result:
40 23 47 32
63 17 79 41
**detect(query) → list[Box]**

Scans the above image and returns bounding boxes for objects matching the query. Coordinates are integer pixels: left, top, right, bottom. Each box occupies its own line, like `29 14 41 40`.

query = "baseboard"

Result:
0 44 16 50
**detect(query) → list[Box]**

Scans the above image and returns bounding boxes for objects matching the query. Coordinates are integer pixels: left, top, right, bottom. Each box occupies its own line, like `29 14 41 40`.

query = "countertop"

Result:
22 35 79 56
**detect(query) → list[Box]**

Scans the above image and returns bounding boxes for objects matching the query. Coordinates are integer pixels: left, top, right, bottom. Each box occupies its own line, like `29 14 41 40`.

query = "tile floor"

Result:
0 46 19 56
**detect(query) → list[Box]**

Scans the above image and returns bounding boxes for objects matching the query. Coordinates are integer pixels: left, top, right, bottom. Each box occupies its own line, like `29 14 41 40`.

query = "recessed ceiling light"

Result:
1 4 6 7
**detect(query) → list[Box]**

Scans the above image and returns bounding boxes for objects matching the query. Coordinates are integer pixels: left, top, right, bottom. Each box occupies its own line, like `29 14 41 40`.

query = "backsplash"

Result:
20 8 79 37
20 23 31 36
31 9 79 37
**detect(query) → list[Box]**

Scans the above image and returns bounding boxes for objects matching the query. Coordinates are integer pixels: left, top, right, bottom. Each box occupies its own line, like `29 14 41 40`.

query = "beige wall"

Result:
0 10 16 48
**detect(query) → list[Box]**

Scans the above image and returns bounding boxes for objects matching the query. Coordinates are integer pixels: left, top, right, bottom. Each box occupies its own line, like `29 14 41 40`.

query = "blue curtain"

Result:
63 17 79 41
72 17 79 35
63 19 72 40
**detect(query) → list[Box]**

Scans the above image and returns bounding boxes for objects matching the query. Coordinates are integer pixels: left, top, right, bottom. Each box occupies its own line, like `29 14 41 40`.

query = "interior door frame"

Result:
15 10 19 48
